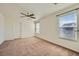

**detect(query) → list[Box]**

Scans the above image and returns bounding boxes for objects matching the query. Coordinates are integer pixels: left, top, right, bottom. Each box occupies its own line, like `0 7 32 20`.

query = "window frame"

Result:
35 21 40 34
57 10 77 41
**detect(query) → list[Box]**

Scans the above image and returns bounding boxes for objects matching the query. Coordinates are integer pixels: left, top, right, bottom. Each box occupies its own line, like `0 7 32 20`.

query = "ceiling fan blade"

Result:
21 12 34 16
20 12 36 19
29 14 34 16
30 17 36 19
20 12 27 16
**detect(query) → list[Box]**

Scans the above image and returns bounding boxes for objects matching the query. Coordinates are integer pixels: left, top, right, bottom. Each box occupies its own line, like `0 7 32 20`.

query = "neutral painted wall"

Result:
35 4 79 52
21 19 34 38
0 4 34 41
0 14 5 44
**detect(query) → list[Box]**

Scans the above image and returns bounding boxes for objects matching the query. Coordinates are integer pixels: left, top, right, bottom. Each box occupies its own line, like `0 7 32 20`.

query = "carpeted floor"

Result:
0 37 79 56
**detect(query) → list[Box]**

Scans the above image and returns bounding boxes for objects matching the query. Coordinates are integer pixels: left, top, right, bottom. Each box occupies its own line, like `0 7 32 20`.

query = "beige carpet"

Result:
0 37 79 56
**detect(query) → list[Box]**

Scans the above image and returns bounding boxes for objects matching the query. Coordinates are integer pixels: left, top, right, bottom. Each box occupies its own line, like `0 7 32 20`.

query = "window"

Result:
35 22 40 34
58 11 77 40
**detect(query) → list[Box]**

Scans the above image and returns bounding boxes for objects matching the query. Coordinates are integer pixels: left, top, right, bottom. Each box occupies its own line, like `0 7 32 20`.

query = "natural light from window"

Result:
35 22 40 34
58 11 77 40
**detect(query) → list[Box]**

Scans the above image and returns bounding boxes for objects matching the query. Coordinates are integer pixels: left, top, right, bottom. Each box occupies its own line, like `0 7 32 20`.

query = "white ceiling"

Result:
18 3 76 20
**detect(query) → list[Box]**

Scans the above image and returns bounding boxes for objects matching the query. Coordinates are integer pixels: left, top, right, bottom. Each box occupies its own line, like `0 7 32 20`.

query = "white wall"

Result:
35 4 79 52
0 4 34 41
0 14 5 44
21 19 34 38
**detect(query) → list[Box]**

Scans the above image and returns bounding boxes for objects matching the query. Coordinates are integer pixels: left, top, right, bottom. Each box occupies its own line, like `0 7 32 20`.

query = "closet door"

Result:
13 21 20 39
0 14 5 44
13 19 34 39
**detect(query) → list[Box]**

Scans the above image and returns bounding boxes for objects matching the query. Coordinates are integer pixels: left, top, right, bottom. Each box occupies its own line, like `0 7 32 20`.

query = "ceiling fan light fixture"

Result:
20 12 36 19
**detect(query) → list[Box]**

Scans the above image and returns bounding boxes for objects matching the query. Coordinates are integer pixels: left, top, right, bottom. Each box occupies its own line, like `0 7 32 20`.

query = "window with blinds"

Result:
58 11 77 40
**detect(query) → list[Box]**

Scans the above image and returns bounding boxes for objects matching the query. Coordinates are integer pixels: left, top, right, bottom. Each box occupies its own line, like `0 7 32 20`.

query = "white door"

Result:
0 14 5 44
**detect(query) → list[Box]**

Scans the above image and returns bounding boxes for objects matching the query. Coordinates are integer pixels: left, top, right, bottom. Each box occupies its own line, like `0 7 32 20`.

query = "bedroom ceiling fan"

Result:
20 12 36 19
